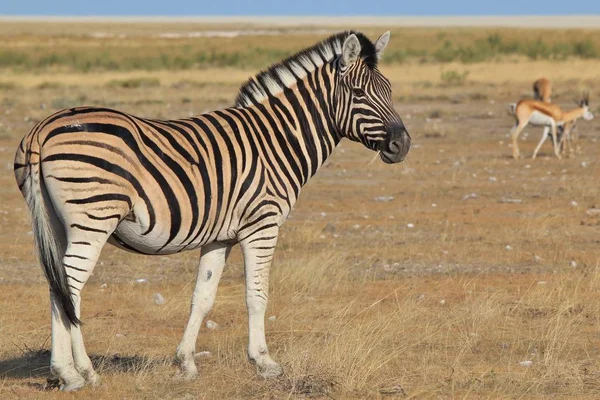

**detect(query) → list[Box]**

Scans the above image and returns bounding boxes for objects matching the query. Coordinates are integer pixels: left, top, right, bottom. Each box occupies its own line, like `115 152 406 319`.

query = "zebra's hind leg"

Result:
176 242 231 379
64 227 117 388
50 292 86 392
240 226 283 378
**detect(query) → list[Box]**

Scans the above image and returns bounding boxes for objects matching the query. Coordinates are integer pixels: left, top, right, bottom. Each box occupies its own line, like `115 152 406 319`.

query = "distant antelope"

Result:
533 77 552 103
510 91 593 159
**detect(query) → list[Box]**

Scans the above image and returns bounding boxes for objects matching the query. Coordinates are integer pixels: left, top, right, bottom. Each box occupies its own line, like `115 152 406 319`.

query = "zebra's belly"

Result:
110 219 198 255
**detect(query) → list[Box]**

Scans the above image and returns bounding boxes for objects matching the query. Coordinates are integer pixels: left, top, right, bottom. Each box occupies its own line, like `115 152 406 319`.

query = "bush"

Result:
440 70 469 86
105 77 161 89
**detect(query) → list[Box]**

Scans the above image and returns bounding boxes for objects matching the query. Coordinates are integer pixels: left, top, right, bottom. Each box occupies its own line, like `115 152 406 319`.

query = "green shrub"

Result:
105 77 161 89
440 70 469 86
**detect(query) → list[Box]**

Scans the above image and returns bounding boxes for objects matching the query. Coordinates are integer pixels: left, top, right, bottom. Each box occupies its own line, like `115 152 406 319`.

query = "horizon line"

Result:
1 15 599 28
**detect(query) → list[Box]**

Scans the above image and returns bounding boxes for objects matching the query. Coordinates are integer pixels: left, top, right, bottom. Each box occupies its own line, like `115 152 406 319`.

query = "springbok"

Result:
533 77 552 103
510 91 593 159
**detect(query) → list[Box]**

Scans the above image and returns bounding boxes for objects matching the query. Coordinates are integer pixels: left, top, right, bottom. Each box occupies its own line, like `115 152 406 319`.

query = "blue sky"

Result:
1 0 598 16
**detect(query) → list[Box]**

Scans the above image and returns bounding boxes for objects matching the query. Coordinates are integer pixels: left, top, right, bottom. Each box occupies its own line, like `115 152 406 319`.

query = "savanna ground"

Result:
1 20 600 399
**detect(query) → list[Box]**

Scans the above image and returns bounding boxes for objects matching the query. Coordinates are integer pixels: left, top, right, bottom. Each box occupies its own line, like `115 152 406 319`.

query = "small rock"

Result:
489 176 497 182
268 316 277 322
153 293 165 305
500 197 522 204
407 223 415 229
581 161 588 168
320 212 327 217
135 278 148 284
533 255 542 263
431 203 437 207
100 283 108 289
525 164 531 169
586 208 600 217
537 280 547 285
462 193 477 201
374 195 394 202
206 320 219 330
570 200 578 207
379 385 406 396
116 333 124 338
383 264 395 272
569 260 577 268
519 360 533 367
194 351 211 358
505 245 513 251
439 299 446 305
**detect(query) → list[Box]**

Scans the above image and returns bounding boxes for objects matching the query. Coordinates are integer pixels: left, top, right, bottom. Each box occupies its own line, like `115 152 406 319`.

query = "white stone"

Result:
505 245 513 251
153 293 165 305
407 223 415 229
194 351 211 358
519 360 533 367
135 278 148 283
206 320 219 330
268 316 277 322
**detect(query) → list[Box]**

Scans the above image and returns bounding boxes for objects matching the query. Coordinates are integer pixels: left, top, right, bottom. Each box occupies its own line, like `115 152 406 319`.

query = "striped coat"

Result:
13 30 410 390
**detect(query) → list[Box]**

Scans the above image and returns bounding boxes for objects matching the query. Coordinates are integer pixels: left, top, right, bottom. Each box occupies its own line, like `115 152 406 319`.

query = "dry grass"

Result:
2 22 600 399
2 258 600 399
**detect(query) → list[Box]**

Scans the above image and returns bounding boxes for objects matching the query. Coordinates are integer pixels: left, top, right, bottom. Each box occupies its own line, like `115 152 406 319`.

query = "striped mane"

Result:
234 31 378 108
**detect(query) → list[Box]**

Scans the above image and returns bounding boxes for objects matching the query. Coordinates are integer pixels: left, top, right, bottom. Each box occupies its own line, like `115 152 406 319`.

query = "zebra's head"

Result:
335 32 411 163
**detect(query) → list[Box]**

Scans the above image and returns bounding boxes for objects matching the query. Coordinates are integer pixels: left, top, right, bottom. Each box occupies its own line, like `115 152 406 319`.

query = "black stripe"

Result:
47 175 116 185
85 212 121 221
67 274 84 284
67 194 132 209
64 254 88 260
70 224 108 234
65 264 87 272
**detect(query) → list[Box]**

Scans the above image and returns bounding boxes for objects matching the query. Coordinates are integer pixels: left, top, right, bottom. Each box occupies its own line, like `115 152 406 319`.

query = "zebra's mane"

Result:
234 31 378 108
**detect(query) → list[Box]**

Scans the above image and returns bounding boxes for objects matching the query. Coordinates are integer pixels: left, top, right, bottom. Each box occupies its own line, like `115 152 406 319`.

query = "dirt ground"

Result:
1 28 600 399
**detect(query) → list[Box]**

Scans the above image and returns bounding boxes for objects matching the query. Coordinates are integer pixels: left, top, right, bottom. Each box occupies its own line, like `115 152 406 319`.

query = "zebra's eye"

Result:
352 88 366 97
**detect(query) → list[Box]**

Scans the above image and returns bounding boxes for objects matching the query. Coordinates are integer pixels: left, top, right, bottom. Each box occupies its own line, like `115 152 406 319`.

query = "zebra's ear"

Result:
374 31 390 59
341 34 361 67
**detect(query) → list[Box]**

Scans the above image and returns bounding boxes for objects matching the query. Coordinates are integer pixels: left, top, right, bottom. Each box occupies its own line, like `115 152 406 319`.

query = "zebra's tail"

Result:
14 136 80 326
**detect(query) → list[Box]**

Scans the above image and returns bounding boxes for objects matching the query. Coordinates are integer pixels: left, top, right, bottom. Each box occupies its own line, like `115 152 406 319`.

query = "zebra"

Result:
13 30 410 391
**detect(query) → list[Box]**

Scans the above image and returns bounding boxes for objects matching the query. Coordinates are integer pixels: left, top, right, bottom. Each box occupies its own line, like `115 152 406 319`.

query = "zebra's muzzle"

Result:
380 124 410 164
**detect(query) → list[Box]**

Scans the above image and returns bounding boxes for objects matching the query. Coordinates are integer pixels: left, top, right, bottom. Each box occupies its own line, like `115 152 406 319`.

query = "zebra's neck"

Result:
249 63 342 191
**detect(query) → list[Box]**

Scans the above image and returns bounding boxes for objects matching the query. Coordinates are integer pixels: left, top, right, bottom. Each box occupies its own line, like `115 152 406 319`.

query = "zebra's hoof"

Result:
259 362 284 379
60 376 86 392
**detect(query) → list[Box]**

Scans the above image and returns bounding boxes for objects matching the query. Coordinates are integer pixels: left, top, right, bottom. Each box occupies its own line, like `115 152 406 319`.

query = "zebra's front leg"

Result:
240 226 283 378
176 242 231 379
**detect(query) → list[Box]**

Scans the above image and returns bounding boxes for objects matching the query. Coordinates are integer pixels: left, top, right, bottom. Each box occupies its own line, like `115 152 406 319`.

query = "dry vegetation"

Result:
1 21 600 399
